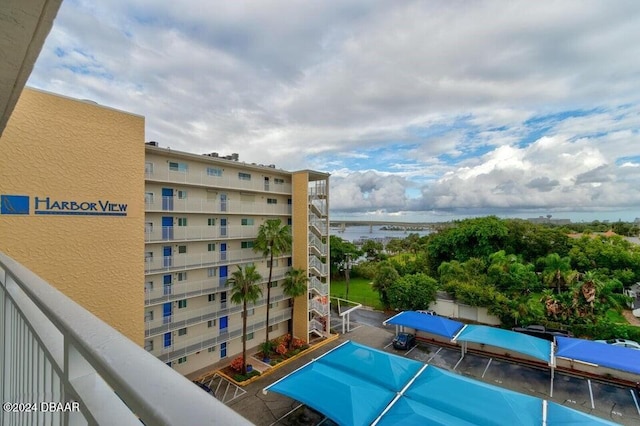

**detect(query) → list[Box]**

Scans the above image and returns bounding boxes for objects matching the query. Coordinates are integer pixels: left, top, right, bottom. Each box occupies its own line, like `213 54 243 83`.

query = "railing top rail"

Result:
0 251 250 425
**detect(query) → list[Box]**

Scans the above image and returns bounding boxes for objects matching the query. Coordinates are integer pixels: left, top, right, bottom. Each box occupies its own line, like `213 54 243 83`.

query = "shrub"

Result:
275 343 287 355
292 338 305 349
230 356 244 372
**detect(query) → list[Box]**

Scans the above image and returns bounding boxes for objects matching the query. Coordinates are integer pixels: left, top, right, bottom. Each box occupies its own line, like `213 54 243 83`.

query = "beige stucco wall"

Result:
0 87 145 345
291 172 309 342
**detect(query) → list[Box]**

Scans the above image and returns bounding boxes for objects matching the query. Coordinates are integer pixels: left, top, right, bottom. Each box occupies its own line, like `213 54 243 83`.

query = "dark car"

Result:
193 381 212 394
511 325 573 342
392 332 416 350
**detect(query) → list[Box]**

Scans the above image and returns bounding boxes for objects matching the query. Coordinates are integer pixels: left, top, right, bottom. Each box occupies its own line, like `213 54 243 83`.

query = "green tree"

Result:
254 219 291 344
372 262 399 308
228 265 262 375
387 273 438 311
542 253 576 294
329 235 360 277
361 239 384 261
282 268 308 348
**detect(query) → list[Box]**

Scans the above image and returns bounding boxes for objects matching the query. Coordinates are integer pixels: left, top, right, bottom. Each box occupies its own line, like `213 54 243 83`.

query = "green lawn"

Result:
605 309 627 324
330 277 384 310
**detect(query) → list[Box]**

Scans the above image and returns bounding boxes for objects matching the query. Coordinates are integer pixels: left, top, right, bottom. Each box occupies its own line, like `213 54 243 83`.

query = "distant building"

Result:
526 216 572 225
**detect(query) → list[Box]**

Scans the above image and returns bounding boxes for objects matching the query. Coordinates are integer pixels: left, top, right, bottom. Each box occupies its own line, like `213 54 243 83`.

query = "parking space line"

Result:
406 345 417 355
588 379 595 409
453 356 464 371
384 342 393 349
631 389 640 416
481 358 493 378
427 347 442 363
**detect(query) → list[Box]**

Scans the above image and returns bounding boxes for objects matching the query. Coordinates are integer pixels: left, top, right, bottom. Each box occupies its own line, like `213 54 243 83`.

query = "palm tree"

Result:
542 253 576 294
282 268 308 348
254 219 292 344
228 265 262 375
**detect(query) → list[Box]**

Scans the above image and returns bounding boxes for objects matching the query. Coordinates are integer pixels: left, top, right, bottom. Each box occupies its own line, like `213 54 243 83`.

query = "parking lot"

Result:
226 313 640 425
382 339 640 425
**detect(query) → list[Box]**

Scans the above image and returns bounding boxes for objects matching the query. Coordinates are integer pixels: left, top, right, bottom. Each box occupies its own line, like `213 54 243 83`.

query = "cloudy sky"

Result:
29 0 640 223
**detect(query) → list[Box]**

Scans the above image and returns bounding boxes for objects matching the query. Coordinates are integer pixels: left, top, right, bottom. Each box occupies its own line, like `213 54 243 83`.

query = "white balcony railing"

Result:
145 224 259 242
309 256 328 277
146 197 291 216
309 216 328 236
0 251 249 426
145 250 266 274
151 308 293 362
309 298 329 316
146 169 293 194
309 276 328 296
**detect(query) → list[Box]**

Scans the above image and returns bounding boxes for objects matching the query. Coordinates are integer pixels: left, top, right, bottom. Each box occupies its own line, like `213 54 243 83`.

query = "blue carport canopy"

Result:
453 324 553 364
383 311 464 339
264 341 615 426
556 336 640 375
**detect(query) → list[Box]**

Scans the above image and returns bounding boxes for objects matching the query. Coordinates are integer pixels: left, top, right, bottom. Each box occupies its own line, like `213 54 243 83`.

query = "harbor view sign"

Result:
1 195 128 217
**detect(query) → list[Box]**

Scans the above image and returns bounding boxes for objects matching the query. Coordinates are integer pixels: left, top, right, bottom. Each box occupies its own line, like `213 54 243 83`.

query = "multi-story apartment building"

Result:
143 143 330 375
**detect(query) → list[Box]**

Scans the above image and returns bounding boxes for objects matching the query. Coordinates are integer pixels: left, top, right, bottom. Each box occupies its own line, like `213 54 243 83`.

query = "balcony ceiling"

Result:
0 0 63 137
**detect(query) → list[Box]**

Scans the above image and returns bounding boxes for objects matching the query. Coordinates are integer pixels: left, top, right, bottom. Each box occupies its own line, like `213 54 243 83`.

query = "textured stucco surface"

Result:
0 88 145 345
291 172 310 342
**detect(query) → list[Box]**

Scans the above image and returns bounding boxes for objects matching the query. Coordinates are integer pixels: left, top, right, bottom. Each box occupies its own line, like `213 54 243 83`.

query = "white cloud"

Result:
29 0 640 221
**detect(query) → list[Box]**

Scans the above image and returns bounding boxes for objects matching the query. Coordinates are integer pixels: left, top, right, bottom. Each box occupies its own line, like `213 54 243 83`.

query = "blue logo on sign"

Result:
1 195 30 215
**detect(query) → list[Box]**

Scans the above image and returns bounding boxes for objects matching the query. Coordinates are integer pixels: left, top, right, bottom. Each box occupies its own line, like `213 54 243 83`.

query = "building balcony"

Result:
0 251 248 425
145 267 289 306
145 224 261 242
309 275 328 296
309 217 328 237
146 169 292 194
309 256 328 277
144 250 268 274
309 297 329 316
308 234 327 257
146 292 291 338
150 308 293 363
146 197 292 216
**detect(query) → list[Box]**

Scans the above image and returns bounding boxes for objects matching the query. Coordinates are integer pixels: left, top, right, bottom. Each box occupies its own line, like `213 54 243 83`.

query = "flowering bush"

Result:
291 338 305 349
275 343 287 356
230 356 245 372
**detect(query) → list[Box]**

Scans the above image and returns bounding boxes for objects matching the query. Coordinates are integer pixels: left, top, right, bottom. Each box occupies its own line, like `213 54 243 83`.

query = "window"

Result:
177 300 187 309
177 217 187 226
241 218 254 226
247 332 254 341
177 245 187 254
287 218 292 226
269 302 278 309
145 310 154 321
220 292 227 304
243 308 255 317
145 162 154 174
169 162 188 172
208 319 216 328
177 271 187 281
268 324 278 333
241 241 254 249
274 178 284 185
208 346 216 353
207 167 222 177
208 294 216 302
178 328 187 336
220 342 227 358
207 267 216 277
267 198 277 204
177 190 187 199
269 282 278 288
208 243 216 252
220 316 228 330
267 259 279 268
177 356 187 364
145 192 154 204
238 172 251 181
207 218 216 226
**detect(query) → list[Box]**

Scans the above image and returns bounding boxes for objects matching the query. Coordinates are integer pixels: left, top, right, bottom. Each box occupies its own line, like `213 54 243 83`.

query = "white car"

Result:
594 338 640 350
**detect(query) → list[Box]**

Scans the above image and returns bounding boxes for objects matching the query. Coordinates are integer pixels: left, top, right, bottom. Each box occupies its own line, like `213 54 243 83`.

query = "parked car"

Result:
416 310 436 316
511 324 573 342
193 381 212 393
392 332 416 350
594 338 640 350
